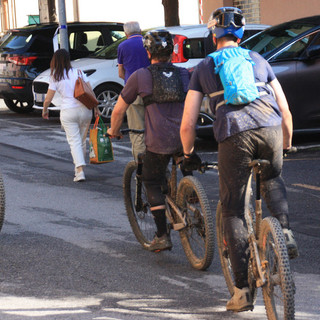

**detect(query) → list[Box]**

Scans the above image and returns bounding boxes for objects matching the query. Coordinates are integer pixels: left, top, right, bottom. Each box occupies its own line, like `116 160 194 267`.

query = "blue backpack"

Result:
209 47 263 109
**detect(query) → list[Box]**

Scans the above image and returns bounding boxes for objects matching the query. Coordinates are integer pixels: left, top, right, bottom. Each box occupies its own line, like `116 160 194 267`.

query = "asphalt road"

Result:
0 104 319 320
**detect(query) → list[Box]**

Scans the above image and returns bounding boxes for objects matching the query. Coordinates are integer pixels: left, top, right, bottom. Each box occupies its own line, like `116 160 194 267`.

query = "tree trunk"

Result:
162 0 180 27
39 0 57 23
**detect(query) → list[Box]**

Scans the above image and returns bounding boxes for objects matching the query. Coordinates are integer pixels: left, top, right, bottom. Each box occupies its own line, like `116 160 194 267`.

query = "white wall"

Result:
5 0 200 30
63 0 199 29
11 0 39 28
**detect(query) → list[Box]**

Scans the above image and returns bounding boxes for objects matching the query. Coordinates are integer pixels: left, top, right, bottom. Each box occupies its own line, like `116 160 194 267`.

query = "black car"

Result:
197 15 320 138
0 22 124 113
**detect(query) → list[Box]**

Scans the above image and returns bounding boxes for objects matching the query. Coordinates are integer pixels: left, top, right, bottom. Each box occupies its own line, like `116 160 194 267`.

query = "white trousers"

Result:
60 106 92 168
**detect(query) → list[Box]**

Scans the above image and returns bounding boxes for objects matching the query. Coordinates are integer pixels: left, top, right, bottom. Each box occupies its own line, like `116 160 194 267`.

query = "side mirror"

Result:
306 45 320 59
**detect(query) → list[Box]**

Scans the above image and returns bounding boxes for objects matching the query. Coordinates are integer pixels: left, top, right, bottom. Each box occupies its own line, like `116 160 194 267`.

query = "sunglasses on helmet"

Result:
209 10 245 29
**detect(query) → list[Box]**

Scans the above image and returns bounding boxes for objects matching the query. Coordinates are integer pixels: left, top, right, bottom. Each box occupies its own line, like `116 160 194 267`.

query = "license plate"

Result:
35 93 45 103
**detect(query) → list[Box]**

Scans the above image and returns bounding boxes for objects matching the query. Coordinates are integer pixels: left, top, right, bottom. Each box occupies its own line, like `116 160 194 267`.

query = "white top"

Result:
48 68 89 110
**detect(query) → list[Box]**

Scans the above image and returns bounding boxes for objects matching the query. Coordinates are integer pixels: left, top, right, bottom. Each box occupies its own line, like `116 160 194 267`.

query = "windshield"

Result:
241 21 318 58
92 36 126 59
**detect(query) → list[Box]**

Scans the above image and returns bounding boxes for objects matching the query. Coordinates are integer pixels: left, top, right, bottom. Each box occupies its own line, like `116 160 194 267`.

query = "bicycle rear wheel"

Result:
176 176 214 270
259 216 295 320
123 160 156 249
0 171 5 231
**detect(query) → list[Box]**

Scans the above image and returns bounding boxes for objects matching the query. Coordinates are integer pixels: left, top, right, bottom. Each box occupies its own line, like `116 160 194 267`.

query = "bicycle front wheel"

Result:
123 160 156 249
259 216 295 320
216 201 235 295
0 171 5 231
176 176 214 270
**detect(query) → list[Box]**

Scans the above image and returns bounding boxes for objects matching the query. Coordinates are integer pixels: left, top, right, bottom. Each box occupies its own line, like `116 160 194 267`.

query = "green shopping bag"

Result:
89 116 114 164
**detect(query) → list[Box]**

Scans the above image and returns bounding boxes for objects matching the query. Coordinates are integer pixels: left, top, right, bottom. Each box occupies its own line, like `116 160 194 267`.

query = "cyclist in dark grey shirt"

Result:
108 30 190 252
180 7 298 313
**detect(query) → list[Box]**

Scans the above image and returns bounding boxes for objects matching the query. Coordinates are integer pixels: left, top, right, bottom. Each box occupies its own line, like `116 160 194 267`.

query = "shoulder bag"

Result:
74 70 99 110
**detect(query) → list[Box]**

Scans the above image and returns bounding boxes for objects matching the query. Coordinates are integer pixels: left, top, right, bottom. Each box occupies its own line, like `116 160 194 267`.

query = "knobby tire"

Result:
177 176 214 270
259 216 295 320
0 171 5 231
123 160 155 249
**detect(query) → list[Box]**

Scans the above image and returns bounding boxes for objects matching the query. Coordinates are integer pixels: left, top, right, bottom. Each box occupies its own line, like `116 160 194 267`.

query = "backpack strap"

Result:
210 82 269 110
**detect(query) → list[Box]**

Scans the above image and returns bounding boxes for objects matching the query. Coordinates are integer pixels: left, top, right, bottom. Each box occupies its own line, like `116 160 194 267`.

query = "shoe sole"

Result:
227 305 254 312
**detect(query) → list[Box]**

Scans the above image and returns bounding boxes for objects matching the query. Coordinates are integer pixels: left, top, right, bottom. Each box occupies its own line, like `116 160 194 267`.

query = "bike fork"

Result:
253 170 267 287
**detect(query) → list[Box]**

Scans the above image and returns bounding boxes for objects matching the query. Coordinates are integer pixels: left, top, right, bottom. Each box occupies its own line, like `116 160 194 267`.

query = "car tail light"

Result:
11 86 24 89
7 56 38 66
172 35 188 63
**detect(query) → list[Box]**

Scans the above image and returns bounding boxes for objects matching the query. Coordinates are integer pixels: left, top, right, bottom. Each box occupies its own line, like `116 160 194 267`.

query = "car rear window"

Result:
0 31 32 50
183 38 206 59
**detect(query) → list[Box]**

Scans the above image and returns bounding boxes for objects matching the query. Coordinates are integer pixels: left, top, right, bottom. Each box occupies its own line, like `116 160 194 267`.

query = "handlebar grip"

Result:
120 128 145 135
283 146 297 156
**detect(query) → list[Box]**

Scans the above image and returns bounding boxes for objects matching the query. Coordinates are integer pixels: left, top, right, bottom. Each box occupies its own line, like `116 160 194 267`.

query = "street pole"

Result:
57 0 68 51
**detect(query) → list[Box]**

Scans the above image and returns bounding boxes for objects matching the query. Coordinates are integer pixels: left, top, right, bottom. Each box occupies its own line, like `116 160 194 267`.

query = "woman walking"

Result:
42 49 99 182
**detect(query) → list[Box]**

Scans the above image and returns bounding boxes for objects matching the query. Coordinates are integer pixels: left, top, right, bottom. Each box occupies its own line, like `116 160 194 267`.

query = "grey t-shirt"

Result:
189 47 282 143
121 63 190 154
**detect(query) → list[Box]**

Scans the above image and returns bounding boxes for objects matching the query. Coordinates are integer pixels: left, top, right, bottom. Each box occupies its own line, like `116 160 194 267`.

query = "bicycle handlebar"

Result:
120 128 145 135
283 146 297 157
199 161 218 173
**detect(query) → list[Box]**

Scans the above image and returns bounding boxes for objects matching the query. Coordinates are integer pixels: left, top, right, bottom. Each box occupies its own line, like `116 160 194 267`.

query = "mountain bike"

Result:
0 170 5 231
216 159 295 319
121 129 215 270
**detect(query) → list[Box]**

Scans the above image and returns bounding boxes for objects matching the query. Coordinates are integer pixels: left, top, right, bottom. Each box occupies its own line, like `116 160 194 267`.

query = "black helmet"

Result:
208 7 245 39
143 30 173 57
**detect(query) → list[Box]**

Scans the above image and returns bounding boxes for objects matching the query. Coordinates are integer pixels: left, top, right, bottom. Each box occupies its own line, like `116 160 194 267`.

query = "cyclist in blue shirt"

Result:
180 7 299 312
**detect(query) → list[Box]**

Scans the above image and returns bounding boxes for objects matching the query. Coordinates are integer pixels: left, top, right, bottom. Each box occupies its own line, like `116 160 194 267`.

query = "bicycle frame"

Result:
165 156 191 231
245 163 267 288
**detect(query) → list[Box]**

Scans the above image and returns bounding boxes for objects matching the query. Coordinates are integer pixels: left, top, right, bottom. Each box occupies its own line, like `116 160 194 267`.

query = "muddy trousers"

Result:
218 126 289 289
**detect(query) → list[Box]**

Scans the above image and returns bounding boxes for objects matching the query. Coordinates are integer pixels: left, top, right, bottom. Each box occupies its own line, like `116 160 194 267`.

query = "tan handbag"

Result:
74 70 99 110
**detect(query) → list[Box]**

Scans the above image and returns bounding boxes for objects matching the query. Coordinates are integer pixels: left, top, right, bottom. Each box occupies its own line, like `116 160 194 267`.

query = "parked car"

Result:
32 23 269 120
197 15 320 138
0 22 124 113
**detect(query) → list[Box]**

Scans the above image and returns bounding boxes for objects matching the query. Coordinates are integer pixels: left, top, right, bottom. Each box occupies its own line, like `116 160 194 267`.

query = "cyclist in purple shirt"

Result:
117 21 150 161
180 7 299 313
108 30 190 252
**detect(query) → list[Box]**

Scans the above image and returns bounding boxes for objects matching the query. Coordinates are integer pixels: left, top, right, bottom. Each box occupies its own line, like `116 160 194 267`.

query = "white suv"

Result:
33 23 269 120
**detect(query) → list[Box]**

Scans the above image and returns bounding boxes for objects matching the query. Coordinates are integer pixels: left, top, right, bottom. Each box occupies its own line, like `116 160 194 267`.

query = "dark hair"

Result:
218 34 238 42
50 49 72 81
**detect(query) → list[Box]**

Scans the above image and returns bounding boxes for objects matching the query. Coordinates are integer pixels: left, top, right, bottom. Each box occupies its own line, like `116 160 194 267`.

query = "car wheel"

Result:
94 83 123 121
4 99 33 113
